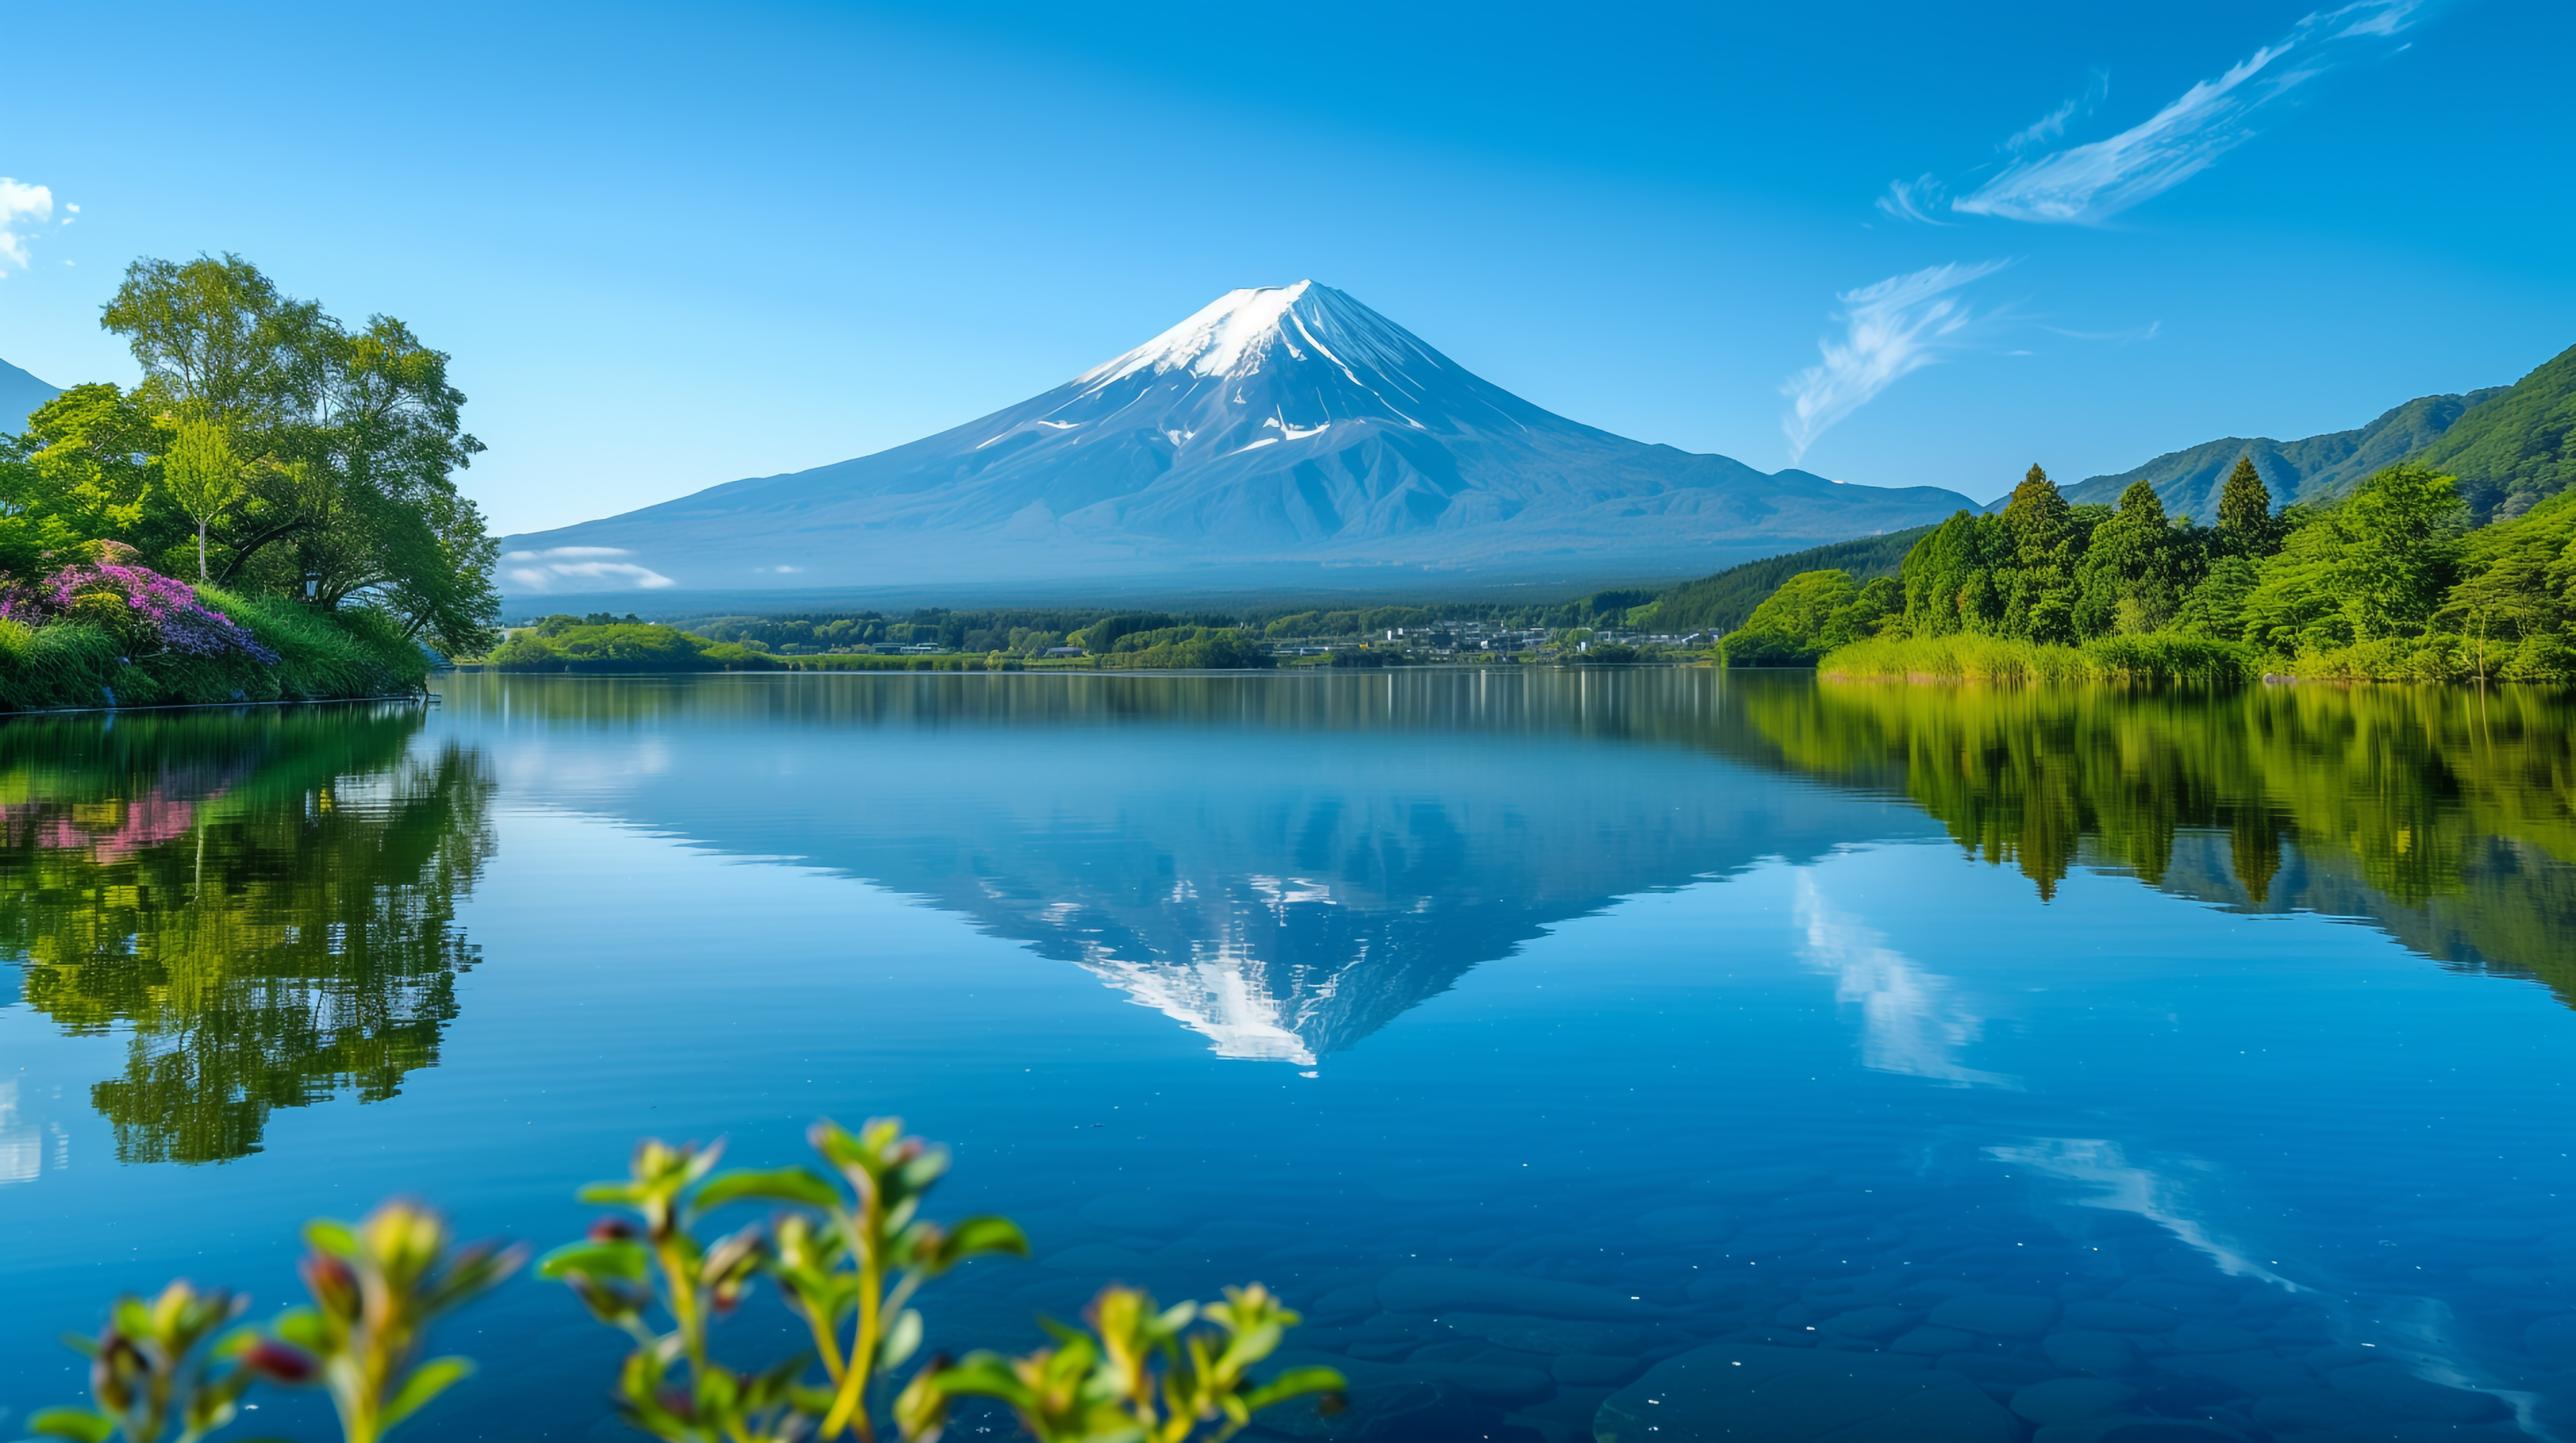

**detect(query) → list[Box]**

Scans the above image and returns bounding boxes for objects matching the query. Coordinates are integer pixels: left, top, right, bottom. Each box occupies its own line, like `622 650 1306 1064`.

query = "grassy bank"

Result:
1818 632 2259 686
0 586 430 712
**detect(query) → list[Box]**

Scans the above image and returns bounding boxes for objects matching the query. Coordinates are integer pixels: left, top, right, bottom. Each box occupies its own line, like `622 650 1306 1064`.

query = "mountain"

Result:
501 282 1977 595
1641 524 1937 635
0 355 59 432
2413 343 2576 523
2043 386 2508 520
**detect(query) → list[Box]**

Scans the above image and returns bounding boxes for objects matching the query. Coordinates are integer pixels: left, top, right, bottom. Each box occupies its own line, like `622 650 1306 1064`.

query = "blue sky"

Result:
0 0 2567 533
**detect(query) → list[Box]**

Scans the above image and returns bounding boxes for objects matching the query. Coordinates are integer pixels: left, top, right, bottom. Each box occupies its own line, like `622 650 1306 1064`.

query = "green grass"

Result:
0 589 430 713
1819 632 2257 686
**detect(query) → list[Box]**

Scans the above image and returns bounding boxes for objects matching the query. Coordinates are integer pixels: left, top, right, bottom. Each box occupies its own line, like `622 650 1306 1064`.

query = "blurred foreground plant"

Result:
21 1120 1342 1443
26 1202 518 1443
539 1117 1031 1442
897 1283 1345 1443
30 1283 260 1443
259 1202 524 1443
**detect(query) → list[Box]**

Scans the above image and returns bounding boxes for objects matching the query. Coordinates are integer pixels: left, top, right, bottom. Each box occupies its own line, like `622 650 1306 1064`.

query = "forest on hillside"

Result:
1721 459 2576 684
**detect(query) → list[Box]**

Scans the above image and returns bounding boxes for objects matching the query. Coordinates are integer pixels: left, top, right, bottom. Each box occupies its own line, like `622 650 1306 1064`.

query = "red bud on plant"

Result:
241 1340 318 1383
301 1253 361 1319
587 1217 635 1242
91 1333 139 1412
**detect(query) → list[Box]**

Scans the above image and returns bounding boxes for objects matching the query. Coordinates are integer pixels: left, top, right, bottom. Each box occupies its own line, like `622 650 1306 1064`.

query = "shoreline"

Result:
0 692 435 718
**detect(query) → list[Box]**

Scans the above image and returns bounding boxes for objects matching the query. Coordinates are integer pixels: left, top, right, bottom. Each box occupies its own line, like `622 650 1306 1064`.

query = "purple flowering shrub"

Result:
0 561 281 665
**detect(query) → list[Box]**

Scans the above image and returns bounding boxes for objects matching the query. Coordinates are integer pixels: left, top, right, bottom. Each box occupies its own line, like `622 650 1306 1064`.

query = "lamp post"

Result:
301 571 323 604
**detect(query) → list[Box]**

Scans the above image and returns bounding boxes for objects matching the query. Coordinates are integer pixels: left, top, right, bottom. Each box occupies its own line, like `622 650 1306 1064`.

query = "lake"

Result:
5 669 2576 1443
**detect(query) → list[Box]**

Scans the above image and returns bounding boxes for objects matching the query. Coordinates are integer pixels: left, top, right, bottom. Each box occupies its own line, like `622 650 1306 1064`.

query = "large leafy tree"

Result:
2241 465 2466 650
2437 488 2576 643
78 253 500 655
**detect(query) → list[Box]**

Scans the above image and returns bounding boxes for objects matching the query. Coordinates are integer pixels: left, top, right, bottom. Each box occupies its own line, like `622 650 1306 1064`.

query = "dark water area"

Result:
5 669 2576 1442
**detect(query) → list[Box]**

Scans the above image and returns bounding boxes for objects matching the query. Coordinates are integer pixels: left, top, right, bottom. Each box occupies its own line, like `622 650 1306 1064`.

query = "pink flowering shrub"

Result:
0 561 280 665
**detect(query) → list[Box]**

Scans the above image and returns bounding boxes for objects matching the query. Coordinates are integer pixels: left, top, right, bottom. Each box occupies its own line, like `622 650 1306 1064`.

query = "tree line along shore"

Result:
1716 458 2576 686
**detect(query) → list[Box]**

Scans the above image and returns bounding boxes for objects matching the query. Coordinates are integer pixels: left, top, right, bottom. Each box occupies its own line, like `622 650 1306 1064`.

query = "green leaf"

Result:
695 1166 840 1211
944 1214 1031 1261
380 1356 475 1429
270 1307 327 1349
1037 1315 1085 1348
920 1352 1031 1403
883 1308 924 1371
537 1240 649 1281
576 1181 643 1206
301 1219 358 1257
27 1408 115 1442
1241 1365 1347 1413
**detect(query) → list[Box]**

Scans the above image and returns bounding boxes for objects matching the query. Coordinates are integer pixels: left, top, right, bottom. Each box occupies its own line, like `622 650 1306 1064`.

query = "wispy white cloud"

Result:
500 546 676 592
2002 70 2110 153
0 178 57 274
2041 320 2162 344
1794 873 2012 1088
1988 1138 2300 1290
1873 176 1953 226
1889 0 2425 226
1781 259 2011 459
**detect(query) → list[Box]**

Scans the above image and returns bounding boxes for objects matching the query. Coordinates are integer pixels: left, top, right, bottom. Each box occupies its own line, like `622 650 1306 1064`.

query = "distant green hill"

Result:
2047 386 2506 520
2413 343 2576 523
1640 526 1937 634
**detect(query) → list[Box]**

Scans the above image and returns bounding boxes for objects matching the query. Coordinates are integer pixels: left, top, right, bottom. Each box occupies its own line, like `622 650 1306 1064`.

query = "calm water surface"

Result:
5 669 2576 1442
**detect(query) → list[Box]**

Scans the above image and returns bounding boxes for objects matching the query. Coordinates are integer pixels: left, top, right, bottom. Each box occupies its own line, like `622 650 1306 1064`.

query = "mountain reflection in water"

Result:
9 671 2576 1163
0 707 493 1163
442 669 1929 1067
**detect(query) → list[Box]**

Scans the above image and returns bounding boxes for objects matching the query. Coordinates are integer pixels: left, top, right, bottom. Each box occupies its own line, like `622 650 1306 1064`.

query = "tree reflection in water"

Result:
1740 678 2576 1001
0 706 493 1164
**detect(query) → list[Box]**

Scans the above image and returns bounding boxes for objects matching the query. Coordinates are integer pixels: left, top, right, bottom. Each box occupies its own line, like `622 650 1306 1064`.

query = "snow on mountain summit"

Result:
1074 281 1437 393
500 281 1980 592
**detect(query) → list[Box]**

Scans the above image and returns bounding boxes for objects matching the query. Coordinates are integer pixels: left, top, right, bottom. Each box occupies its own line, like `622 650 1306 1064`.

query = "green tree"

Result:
0 430 83 578
98 255 499 655
11 384 189 566
99 253 323 428
2241 465 2467 651
2338 462 2467 638
1900 510 2010 636
2075 480 2186 637
162 416 246 580
2172 555 2262 640
2436 488 2576 669
2214 455 2279 554
1721 569 1856 665
2000 465 2085 644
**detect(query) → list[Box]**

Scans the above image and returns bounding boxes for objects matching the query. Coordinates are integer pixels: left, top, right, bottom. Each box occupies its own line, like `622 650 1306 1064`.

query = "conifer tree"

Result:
2216 456 2276 551
2001 464 2082 642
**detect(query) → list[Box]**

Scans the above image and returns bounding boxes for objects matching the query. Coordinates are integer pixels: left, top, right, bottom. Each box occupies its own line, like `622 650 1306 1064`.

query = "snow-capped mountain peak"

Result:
1070 280 1452 397
1076 282 1317 387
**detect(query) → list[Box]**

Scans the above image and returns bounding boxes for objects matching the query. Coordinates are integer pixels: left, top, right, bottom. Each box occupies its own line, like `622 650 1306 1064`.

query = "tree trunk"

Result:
197 521 207 581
